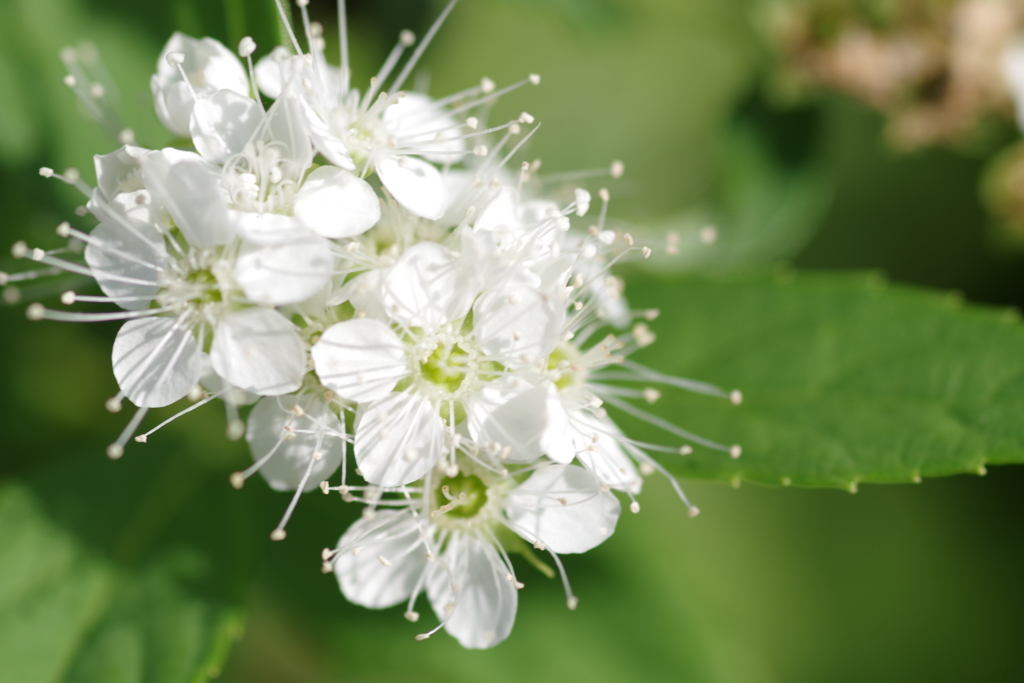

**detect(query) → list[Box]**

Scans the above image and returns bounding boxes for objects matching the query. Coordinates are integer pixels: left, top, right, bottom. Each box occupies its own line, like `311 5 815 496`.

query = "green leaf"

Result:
624 271 1024 489
0 468 245 683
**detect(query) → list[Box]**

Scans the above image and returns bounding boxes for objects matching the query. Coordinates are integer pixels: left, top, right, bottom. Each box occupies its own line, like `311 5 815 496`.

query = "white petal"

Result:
383 92 466 164
466 380 548 464
473 269 564 368
235 233 333 306
299 98 355 170
93 145 148 201
142 152 234 248
376 156 448 220
153 33 248 136
211 308 305 395
112 316 201 408
151 78 193 138
190 89 262 164
382 242 476 329
571 412 642 494
329 269 386 318
354 392 444 487
254 52 287 99
536 383 578 465
311 319 408 402
505 464 621 554
198 353 259 405
263 95 314 170
293 166 381 238
84 216 165 310
474 186 520 237
229 210 306 246
426 534 517 649
246 393 345 491
335 510 429 609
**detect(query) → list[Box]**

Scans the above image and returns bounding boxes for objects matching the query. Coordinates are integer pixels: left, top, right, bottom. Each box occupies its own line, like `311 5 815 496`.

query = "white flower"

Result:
311 240 565 486
70 147 311 412
235 390 347 540
327 459 620 649
152 32 249 137
253 1 539 221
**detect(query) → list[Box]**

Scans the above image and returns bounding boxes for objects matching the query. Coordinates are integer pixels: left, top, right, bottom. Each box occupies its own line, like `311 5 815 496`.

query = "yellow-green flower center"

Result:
419 340 471 393
435 472 489 519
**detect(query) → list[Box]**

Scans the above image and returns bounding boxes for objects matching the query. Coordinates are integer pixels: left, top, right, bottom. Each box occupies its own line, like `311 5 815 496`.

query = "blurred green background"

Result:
1 0 1022 681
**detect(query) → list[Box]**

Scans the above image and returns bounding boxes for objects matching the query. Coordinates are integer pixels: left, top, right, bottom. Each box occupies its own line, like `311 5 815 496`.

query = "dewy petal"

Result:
235 233 333 306
190 89 262 164
382 242 476 330
298 98 355 170
246 393 345 492
335 510 429 609
211 308 305 396
293 166 381 239
473 268 564 368
84 215 165 311
142 152 234 248
426 534 517 649
229 210 306 246
112 316 202 408
465 379 548 464
505 464 621 554
311 319 408 403
376 156 449 220
353 392 445 487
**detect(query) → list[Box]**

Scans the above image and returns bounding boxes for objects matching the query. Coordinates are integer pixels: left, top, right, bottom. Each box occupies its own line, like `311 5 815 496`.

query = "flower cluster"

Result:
5 0 740 649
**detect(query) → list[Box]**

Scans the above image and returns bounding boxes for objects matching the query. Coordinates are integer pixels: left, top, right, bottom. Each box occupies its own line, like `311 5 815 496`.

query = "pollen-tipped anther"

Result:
229 472 245 490
610 160 625 178
25 303 45 321
238 37 257 57
106 443 124 460
729 445 742 459
270 529 287 541
227 419 245 441
529 73 541 85
730 390 743 405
